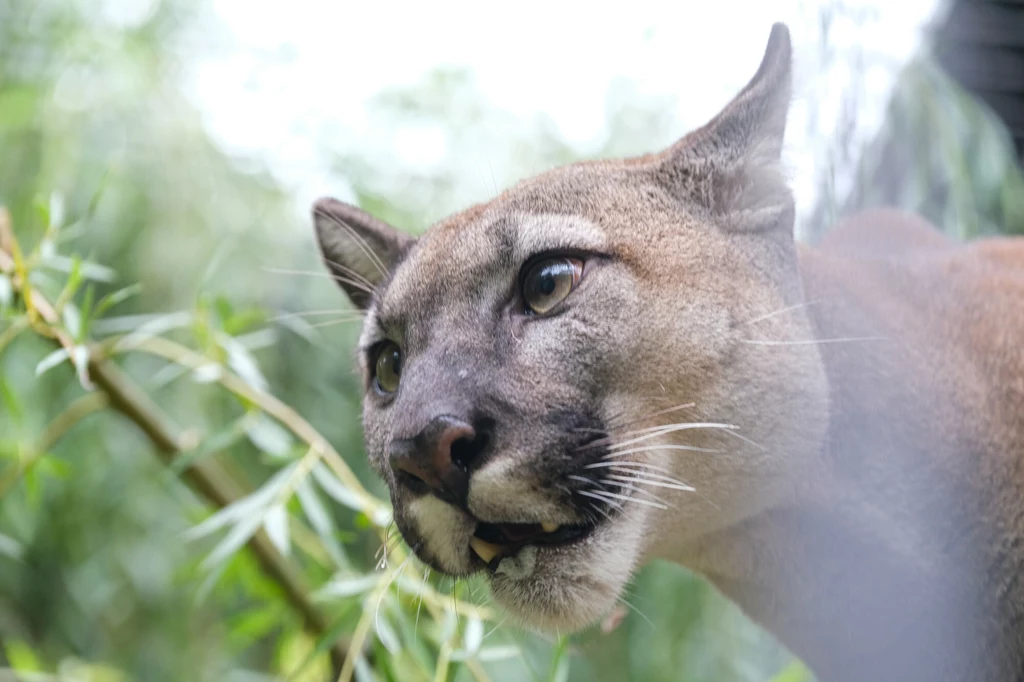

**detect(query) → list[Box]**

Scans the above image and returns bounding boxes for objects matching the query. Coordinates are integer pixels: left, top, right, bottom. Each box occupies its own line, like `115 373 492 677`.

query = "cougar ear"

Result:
656 23 794 231
311 197 415 309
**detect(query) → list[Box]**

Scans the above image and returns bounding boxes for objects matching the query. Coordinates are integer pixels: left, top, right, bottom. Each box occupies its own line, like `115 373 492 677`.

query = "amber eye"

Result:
521 257 584 315
373 342 402 394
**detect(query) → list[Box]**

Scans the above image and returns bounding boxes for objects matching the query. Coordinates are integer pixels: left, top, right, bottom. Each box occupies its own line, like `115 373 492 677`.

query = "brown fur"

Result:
312 24 1024 681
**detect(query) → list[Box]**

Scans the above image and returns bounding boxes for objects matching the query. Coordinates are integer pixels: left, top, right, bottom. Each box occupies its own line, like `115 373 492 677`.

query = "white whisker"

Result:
577 489 623 511
600 479 670 505
375 550 415 646
607 423 737 451
722 429 768 452
604 443 721 459
578 488 668 510
263 265 375 294
738 300 820 326
307 317 368 329
606 473 695 492
587 501 614 521
269 308 358 322
585 461 676 475
617 594 654 628
605 402 697 432
741 336 887 346
415 567 429 634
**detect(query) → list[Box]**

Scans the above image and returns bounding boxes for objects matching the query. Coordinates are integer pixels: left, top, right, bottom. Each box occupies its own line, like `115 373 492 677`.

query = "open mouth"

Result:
469 520 597 570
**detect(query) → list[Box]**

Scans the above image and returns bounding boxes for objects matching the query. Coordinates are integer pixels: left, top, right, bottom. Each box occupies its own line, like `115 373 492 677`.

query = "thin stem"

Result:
0 392 109 498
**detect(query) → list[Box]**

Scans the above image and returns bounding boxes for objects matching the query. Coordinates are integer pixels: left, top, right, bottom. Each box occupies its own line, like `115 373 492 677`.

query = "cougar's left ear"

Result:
656 23 794 232
311 197 415 309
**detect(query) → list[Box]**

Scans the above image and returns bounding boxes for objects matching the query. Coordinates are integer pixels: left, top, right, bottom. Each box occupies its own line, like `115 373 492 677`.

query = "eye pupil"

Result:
521 257 584 315
374 342 402 394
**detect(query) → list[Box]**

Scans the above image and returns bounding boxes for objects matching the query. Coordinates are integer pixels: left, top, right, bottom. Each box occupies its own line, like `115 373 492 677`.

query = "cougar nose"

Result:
389 416 490 505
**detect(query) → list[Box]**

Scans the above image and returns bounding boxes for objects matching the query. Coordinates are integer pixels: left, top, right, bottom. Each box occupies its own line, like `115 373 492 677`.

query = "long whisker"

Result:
602 402 697 432
415 566 429 635
578 488 668 510
600 479 670 505
584 461 677 475
307 317 369 329
617 594 654 629
721 429 768 452
587 501 614 521
270 308 359 322
375 546 417 646
263 266 376 295
737 300 820 326
603 443 721 459
741 336 887 346
603 423 738 451
577 421 735 452
593 462 692 481
579 489 624 511
606 473 695 492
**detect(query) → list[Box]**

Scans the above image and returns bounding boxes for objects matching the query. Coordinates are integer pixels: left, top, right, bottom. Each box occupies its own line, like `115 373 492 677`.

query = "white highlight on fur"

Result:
468 456 571 522
495 545 538 579
407 495 473 571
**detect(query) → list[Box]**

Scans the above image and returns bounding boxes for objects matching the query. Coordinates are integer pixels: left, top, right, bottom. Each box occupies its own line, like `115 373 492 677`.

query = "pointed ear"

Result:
656 23 794 231
311 197 415 309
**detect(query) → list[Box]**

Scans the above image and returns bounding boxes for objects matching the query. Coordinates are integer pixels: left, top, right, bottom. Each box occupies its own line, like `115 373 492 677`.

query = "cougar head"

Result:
312 23 828 632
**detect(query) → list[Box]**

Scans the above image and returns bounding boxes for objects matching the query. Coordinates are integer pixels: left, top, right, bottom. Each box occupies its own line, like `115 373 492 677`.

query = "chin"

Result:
401 490 651 634
488 529 640 633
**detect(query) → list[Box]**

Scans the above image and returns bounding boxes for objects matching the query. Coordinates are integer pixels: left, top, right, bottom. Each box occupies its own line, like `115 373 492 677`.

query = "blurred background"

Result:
1 0 1022 681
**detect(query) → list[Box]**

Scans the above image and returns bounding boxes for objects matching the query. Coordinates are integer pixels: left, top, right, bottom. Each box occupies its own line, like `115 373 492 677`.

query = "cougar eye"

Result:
521 257 584 315
372 342 402 394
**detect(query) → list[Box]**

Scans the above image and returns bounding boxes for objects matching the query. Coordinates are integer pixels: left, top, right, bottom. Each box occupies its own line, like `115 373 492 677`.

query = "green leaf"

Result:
218 332 269 392
548 636 570 682
0 273 13 308
35 348 69 377
245 414 294 459
0 532 25 561
4 639 43 672
296 479 347 567
93 282 142 319
0 87 38 131
263 504 291 556
170 415 250 475
313 574 379 601
769 660 813 682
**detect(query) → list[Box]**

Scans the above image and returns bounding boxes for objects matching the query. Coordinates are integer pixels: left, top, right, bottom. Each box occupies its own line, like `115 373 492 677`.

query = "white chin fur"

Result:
486 509 648 633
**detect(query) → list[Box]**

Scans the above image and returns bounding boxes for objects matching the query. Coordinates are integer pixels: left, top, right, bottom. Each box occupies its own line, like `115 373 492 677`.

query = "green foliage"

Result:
2 2 1022 682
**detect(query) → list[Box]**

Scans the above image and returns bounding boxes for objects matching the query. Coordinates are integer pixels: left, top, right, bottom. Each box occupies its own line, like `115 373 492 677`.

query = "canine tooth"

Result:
541 522 560 533
469 537 502 563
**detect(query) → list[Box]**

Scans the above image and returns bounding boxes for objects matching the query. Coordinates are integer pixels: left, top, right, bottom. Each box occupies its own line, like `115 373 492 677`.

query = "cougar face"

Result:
313 24 829 632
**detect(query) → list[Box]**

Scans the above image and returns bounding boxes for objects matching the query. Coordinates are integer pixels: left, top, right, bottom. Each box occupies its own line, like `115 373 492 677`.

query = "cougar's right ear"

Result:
311 197 415 309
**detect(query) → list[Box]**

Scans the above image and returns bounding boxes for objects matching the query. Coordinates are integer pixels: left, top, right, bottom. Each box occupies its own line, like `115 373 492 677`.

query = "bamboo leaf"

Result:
263 504 291 556
35 348 69 376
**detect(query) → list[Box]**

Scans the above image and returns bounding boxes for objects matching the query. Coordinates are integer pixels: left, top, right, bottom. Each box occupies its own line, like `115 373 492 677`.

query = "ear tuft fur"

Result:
311 197 414 309
656 23 794 231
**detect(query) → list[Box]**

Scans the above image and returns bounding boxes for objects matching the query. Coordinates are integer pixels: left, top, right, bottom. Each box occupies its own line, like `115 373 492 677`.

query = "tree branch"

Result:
0 221 351 674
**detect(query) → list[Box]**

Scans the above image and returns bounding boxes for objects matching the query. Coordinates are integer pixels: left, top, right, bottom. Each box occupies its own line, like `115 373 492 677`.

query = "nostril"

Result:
450 429 490 470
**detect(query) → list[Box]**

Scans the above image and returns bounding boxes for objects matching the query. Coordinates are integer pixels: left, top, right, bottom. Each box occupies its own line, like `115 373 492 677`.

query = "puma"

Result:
311 24 1024 681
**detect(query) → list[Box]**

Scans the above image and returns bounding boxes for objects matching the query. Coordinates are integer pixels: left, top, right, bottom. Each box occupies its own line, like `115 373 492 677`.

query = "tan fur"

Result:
312 24 1024 681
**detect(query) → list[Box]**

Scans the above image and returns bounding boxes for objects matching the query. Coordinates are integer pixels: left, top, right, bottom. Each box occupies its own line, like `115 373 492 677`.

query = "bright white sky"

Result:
178 0 943 237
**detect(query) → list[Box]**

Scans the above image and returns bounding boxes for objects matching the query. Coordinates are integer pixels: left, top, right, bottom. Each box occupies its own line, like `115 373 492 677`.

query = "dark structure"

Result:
934 0 1024 164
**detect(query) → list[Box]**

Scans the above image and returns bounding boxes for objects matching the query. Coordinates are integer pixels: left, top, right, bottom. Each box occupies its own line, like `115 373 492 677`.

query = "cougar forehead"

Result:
376 208 608 331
